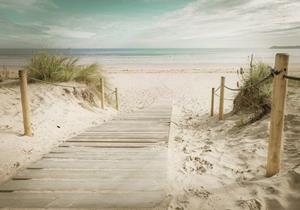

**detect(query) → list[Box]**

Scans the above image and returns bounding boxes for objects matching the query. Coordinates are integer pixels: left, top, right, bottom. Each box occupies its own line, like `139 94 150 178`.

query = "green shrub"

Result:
26 53 103 87
232 63 272 123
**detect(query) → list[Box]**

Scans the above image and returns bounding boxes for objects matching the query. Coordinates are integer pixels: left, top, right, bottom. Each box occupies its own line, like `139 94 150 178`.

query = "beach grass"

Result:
25 53 103 88
232 62 272 124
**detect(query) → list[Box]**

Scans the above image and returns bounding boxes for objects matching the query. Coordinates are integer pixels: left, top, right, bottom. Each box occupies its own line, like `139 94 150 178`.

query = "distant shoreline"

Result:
270 46 300 49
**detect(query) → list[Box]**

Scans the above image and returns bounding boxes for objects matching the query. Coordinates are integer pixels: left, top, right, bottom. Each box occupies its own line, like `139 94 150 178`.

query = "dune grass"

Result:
25 53 103 88
232 63 272 124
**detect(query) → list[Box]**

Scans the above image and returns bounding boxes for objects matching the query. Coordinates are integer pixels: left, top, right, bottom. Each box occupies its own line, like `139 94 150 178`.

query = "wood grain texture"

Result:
0 101 172 209
266 53 289 177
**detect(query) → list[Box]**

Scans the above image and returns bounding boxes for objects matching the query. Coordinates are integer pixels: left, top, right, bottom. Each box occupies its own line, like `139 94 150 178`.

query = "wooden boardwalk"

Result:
0 101 172 209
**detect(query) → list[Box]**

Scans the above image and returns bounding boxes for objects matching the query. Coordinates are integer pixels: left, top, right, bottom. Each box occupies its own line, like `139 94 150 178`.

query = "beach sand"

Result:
0 69 299 209
0 83 116 183
108 70 300 210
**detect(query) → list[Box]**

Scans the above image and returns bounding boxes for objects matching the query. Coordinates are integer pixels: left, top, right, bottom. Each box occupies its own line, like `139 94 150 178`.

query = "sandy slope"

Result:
0 83 116 183
168 85 300 210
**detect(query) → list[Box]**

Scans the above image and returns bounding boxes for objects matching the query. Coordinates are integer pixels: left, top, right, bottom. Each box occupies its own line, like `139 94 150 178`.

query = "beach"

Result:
107 69 300 209
0 50 300 209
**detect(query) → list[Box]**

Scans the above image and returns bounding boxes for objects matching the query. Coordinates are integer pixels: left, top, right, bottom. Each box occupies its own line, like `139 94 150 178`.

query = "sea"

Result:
0 48 300 72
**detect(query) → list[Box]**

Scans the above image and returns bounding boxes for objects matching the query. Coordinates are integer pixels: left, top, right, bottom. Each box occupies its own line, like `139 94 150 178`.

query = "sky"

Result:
0 0 299 48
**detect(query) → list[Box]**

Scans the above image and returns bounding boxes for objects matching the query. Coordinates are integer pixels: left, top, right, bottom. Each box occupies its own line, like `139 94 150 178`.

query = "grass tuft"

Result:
25 53 103 88
232 63 272 124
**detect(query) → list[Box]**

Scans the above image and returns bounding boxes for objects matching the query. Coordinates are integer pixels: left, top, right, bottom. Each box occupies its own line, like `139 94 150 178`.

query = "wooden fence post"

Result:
115 88 119 111
210 88 215 116
219 76 225 120
19 70 33 136
250 53 254 76
266 53 289 177
100 78 105 109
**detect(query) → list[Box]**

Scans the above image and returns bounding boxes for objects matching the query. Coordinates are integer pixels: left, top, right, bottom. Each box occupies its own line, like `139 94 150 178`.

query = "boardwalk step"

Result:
0 180 166 191
14 169 166 180
0 192 167 208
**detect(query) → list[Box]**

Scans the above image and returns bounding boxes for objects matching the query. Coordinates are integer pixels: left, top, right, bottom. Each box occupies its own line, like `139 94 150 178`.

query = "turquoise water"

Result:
0 48 299 71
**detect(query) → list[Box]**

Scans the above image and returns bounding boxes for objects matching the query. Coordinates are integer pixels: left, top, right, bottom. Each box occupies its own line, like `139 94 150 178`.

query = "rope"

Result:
106 86 115 93
224 72 273 92
214 92 234 101
106 89 116 97
215 86 220 92
284 75 300 81
224 85 240 91
29 77 86 89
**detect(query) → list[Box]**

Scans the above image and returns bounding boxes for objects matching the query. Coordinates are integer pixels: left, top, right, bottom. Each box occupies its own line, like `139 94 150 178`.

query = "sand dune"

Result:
168 85 300 210
0 83 116 183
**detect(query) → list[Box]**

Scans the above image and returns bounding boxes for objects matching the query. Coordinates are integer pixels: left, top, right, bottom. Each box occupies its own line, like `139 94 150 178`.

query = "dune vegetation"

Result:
232 63 272 125
25 53 103 89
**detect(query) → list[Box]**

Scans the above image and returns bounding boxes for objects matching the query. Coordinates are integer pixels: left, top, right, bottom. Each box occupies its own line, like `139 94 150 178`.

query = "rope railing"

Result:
284 75 300 81
215 86 220 92
224 70 274 92
213 92 234 101
210 53 298 178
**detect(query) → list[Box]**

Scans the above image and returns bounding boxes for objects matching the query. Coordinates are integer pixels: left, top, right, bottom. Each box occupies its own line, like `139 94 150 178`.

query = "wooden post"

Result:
18 70 33 136
250 53 254 76
115 88 119 111
100 78 105 109
266 53 289 177
219 77 225 120
210 88 215 116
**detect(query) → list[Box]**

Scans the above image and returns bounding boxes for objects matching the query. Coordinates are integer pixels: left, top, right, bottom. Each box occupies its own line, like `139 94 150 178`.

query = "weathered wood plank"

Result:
74 133 168 138
42 153 166 160
27 159 166 169
0 192 167 208
50 146 167 153
0 179 166 191
65 139 163 143
59 143 165 148
0 101 172 208
13 169 166 180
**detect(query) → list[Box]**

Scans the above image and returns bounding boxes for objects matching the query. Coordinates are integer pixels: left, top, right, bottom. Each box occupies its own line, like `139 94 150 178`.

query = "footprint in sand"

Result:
183 156 213 174
236 198 262 210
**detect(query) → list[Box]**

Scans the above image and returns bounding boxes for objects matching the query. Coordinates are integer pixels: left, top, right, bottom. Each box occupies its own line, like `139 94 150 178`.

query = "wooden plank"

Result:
60 142 165 148
26 159 166 169
75 133 168 137
13 169 166 180
66 139 162 143
0 192 167 208
72 135 168 139
51 146 167 153
0 101 172 208
94 121 170 124
0 179 166 191
86 127 169 131
42 153 166 160
83 131 169 134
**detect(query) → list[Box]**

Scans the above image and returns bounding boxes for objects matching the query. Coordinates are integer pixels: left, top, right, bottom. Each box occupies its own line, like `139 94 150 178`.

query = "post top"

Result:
276 53 289 57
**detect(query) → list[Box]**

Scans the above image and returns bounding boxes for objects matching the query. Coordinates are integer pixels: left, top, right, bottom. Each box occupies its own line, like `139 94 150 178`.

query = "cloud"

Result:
0 0 57 12
46 26 96 39
134 0 300 47
0 0 299 48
